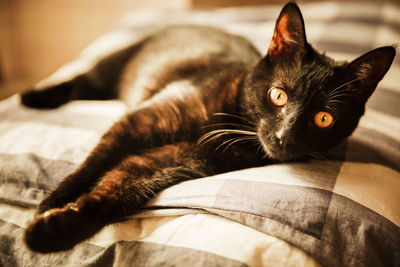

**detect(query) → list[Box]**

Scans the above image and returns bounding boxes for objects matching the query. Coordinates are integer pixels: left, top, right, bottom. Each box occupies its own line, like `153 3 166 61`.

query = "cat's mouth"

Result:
257 122 299 162
260 141 298 162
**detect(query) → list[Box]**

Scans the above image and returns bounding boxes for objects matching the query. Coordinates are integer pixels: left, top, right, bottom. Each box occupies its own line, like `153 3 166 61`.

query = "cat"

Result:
21 2 395 253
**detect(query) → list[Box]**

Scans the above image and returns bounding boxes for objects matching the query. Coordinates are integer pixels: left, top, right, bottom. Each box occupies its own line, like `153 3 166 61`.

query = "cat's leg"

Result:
21 75 104 109
36 85 211 214
35 116 135 214
24 142 209 253
21 41 144 109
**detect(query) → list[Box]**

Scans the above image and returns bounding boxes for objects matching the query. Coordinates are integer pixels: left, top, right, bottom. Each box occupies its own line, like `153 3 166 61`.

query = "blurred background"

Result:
0 0 315 99
0 0 397 100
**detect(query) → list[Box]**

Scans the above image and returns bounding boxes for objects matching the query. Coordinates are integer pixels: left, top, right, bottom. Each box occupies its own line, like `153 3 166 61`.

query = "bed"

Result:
1 1 399 266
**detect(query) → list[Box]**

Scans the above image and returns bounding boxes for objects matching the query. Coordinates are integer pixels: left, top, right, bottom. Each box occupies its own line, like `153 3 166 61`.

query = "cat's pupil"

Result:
322 115 326 122
277 93 281 99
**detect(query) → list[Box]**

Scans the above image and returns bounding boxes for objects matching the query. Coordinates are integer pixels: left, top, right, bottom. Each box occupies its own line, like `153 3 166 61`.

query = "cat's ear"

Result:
343 46 395 101
268 2 307 58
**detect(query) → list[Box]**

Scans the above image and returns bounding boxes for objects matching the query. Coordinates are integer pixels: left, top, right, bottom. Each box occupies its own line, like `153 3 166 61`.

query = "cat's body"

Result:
22 3 395 253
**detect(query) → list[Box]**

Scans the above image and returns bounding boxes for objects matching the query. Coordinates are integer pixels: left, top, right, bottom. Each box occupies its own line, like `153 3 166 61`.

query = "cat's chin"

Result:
261 143 299 162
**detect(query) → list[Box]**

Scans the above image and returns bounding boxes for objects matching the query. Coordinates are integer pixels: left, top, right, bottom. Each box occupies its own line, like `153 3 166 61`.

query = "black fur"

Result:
21 2 395 253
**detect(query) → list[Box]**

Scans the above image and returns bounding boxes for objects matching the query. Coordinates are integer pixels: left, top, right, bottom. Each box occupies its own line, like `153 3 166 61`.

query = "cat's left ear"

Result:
343 46 396 101
268 2 307 58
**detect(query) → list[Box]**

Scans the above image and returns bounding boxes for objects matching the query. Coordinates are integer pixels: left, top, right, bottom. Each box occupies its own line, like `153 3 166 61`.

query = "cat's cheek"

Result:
256 120 285 160
256 119 269 143
256 119 272 154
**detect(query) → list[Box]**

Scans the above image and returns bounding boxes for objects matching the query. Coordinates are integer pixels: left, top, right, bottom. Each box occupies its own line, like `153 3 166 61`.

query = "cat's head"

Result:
243 2 395 161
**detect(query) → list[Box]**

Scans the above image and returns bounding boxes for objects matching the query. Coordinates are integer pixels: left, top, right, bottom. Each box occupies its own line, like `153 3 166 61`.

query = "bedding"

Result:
1 1 400 266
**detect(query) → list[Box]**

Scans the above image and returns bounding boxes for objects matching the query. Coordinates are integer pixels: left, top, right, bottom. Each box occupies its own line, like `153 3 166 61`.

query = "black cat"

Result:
21 2 395 253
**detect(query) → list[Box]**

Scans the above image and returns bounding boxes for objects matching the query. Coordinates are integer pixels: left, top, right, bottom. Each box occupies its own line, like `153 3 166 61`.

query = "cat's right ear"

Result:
268 2 307 59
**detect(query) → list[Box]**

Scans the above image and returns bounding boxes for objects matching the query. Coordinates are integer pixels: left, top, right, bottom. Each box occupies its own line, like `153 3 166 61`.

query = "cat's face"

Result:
243 3 395 161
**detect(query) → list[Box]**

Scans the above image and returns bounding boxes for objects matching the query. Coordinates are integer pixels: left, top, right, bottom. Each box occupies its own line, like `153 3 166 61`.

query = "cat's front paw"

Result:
35 198 65 216
24 203 98 253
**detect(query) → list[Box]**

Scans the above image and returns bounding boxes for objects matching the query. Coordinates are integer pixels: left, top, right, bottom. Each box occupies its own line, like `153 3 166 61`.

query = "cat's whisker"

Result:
327 90 359 101
261 152 269 160
326 77 363 99
212 113 256 126
326 99 348 105
197 133 223 145
202 133 230 144
222 137 258 152
325 105 338 114
203 122 256 131
308 153 317 160
256 143 264 155
307 152 327 160
197 129 257 145
326 88 360 106
199 131 245 144
328 88 358 98
223 137 258 152
217 136 259 152
307 153 318 160
328 93 354 99
200 129 257 139
330 77 363 93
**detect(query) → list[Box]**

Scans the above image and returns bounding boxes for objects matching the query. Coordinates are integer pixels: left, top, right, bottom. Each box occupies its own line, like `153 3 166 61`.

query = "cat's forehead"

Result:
272 59 337 93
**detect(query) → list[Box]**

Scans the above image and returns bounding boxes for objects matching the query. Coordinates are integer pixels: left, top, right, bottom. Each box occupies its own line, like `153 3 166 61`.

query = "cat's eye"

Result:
314 111 334 128
269 87 288 107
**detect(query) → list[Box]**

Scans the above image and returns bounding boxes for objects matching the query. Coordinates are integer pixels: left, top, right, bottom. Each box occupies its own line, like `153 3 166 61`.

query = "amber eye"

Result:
269 87 288 107
314 111 334 128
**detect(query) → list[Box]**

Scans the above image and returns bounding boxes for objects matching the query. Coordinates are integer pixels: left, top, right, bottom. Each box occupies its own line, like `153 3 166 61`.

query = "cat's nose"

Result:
275 128 284 146
275 131 295 146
